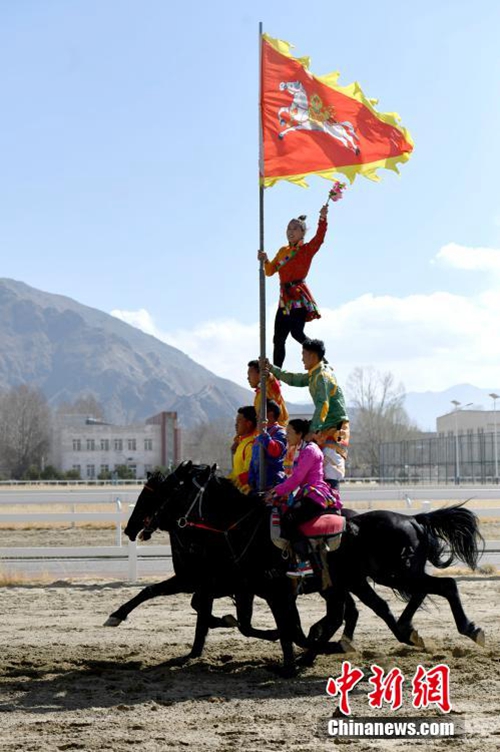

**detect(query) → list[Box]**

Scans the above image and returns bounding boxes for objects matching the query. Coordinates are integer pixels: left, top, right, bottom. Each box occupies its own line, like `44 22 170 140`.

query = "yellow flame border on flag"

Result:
261 34 414 188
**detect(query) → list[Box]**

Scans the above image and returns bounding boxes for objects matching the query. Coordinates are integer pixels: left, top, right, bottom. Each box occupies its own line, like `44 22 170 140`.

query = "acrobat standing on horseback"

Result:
257 182 345 368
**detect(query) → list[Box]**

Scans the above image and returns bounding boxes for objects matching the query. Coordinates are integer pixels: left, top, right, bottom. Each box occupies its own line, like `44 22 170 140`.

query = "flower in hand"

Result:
328 180 346 202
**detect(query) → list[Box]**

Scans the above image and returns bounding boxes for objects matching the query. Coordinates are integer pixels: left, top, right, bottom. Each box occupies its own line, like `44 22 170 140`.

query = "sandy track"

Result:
0 578 499 751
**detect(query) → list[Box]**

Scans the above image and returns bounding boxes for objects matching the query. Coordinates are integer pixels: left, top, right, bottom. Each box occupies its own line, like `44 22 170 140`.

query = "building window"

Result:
128 464 137 478
86 464 95 479
128 439 136 451
72 464 81 476
144 438 153 451
72 439 81 451
114 439 123 451
86 439 95 451
100 464 109 474
101 439 109 451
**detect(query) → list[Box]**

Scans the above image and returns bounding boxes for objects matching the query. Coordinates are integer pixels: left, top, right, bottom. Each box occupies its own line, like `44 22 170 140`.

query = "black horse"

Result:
106 464 362 672
106 463 484 672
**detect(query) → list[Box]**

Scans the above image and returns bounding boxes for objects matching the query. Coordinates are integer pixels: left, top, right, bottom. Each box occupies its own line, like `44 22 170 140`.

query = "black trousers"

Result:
281 498 323 559
273 306 308 368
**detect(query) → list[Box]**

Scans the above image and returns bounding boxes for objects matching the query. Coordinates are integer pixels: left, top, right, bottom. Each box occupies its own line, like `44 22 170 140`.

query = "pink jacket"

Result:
273 441 339 509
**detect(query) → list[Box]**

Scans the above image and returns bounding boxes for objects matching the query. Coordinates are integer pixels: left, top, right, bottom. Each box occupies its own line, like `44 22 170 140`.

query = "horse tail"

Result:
415 503 484 570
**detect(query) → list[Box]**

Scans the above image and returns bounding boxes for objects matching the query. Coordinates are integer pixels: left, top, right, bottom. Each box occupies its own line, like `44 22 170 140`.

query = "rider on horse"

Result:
266 418 341 578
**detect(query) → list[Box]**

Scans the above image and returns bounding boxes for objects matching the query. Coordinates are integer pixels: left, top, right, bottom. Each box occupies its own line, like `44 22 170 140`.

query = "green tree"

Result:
114 464 135 480
40 465 63 480
64 468 81 480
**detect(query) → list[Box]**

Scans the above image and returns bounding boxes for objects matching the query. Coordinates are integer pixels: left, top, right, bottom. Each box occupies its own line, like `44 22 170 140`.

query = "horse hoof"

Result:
471 627 485 647
307 627 325 644
409 630 425 649
339 636 356 653
103 616 123 627
298 651 317 668
221 615 238 629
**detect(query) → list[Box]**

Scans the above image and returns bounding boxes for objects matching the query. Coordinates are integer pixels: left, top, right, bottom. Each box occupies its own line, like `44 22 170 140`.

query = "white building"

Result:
437 408 499 438
52 411 180 480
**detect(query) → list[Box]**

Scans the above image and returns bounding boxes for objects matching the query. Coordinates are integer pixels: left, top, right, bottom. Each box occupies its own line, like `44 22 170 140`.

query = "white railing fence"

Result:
1 490 499 581
0 495 170 582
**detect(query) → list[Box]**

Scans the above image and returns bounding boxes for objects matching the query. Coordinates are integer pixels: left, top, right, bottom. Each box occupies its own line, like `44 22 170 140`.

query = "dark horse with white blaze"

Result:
108 463 485 673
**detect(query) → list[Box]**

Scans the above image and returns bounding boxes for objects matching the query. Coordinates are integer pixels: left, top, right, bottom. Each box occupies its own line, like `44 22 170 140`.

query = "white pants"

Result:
323 446 346 481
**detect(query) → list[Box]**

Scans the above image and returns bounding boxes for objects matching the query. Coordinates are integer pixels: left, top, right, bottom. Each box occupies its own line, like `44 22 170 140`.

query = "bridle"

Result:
141 465 266 566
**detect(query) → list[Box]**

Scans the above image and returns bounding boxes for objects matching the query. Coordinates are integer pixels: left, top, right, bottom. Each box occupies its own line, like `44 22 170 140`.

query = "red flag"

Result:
261 34 414 187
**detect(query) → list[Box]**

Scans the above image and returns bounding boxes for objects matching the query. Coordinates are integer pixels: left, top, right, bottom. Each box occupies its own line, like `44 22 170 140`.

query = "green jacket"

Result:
271 361 349 433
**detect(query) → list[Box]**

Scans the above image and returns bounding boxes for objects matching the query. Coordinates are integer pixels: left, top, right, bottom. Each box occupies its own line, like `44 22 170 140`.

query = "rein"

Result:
179 506 257 535
177 472 265 566
177 475 207 529
140 467 267 567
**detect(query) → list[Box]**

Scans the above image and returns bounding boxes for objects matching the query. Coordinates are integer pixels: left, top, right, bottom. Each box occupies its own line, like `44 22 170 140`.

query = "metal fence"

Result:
379 433 500 484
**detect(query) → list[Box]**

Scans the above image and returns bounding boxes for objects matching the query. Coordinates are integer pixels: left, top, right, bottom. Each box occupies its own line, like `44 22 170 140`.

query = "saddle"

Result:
298 513 345 551
270 510 345 553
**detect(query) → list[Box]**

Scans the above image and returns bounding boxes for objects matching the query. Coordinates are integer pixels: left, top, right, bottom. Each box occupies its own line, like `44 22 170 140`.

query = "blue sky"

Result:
2 0 500 401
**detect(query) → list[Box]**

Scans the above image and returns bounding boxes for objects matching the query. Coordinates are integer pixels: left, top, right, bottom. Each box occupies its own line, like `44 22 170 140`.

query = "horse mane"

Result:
203 471 265 521
146 469 167 486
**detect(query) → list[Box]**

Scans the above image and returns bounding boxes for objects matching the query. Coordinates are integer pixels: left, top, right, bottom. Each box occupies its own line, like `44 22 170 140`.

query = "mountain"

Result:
0 278 253 427
4 278 495 433
404 384 500 431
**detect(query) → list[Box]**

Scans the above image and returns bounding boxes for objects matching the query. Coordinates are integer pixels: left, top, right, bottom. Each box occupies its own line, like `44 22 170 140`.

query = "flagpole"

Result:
258 21 267 491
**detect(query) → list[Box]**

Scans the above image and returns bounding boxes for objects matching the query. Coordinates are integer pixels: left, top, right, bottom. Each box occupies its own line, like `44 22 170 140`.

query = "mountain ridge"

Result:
0 277 254 426
2 278 497 432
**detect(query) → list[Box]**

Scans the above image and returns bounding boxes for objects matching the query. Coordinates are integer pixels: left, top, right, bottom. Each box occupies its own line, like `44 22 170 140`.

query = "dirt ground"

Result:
0 577 499 752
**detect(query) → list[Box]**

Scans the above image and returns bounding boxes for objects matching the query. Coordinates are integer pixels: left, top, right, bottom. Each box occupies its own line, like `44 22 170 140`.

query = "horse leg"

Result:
350 579 423 646
341 592 359 645
190 592 239 630
300 587 350 667
104 575 183 626
402 574 485 646
307 586 346 645
266 590 307 676
189 591 215 658
234 592 279 642
396 593 427 638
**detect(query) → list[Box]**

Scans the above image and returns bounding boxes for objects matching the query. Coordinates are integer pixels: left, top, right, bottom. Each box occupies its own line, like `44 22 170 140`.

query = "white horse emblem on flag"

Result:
278 81 360 154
